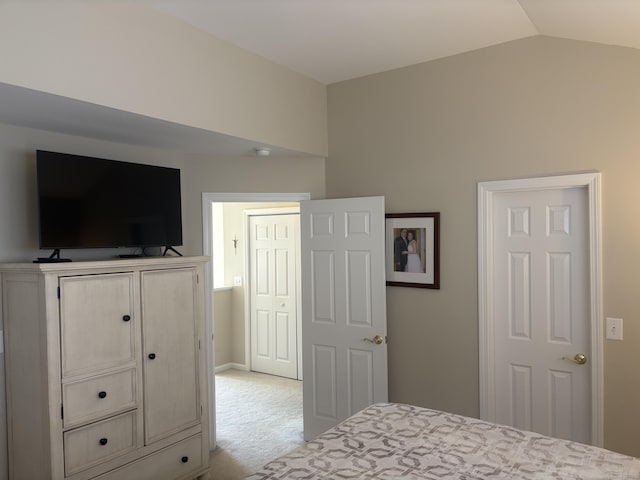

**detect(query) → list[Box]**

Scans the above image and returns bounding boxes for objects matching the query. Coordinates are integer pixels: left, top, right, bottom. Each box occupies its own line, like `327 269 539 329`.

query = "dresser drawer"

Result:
63 368 137 428
64 411 138 476
94 434 205 480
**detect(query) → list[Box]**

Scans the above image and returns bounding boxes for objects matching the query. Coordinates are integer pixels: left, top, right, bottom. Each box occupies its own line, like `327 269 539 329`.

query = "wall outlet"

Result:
606 317 623 341
233 276 242 287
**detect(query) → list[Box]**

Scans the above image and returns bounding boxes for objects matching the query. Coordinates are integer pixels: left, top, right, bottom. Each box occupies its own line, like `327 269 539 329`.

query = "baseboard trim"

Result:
215 363 249 373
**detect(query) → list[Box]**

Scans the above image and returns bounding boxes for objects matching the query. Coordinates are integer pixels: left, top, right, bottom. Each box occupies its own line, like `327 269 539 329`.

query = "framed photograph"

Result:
385 212 440 289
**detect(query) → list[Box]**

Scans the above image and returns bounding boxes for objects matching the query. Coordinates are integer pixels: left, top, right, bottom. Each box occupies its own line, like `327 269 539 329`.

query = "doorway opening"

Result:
202 193 310 472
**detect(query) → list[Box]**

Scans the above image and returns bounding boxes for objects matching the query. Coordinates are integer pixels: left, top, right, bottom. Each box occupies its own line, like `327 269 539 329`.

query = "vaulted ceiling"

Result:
143 0 640 84
3 1 640 156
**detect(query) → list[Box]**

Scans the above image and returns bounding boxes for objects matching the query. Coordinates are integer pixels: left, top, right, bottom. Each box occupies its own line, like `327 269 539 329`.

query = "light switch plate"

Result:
233 276 242 287
606 317 623 341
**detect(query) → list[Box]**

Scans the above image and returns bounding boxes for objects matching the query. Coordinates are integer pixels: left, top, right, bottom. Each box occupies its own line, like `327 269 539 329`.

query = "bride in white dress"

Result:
405 231 424 273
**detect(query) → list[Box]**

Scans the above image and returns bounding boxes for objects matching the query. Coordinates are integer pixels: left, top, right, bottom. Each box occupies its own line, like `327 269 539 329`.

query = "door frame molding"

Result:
477 173 603 446
201 192 311 449
244 207 301 378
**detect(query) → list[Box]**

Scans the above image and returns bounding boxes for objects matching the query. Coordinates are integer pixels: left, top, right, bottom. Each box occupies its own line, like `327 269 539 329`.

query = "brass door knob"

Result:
363 335 384 345
562 353 587 365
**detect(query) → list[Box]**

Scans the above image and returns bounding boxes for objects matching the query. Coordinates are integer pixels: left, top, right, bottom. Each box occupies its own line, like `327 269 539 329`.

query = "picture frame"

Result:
385 212 440 289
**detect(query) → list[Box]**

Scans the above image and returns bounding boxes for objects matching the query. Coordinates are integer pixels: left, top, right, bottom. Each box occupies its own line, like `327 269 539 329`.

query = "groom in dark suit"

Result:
394 229 408 272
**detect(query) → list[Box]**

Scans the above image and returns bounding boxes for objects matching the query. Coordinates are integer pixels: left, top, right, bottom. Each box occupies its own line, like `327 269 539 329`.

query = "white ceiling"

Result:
143 0 640 85
3 1 640 156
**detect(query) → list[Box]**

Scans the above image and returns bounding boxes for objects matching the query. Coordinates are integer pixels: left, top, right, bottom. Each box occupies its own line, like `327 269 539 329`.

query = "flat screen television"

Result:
36 150 183 252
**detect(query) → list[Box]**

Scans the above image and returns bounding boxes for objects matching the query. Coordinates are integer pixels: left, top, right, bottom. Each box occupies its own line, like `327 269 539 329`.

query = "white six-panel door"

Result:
491 186 591 443
250 214 299 379
301 196 388 441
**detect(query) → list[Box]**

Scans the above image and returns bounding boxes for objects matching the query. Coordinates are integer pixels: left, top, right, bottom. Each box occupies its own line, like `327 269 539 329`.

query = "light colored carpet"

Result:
209 369 304 479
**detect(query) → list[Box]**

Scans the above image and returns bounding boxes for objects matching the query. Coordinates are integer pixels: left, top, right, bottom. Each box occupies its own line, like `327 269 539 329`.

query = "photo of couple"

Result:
386 212 439 289
393 228 425 273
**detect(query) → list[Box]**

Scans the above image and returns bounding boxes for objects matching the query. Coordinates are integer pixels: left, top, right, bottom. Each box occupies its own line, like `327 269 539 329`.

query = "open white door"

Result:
301 196 388 440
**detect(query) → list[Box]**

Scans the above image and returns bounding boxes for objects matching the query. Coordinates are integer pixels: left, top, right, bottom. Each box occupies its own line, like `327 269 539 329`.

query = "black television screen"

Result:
36 150 183 250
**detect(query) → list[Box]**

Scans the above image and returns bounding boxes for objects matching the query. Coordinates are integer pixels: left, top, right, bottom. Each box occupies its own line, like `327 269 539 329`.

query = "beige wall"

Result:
0 354 5 480
223 203 250 366
214 288 233 367
327 35 640 457
181 157 325 256
0 2 327 156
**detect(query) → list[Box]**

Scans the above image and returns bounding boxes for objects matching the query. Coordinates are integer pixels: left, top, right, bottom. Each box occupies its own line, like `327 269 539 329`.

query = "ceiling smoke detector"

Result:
255 147 271 157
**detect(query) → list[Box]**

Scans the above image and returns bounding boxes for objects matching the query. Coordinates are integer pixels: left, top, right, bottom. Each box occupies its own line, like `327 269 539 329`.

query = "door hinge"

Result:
57 286 60 299
197 274 200 284
61 404 64 419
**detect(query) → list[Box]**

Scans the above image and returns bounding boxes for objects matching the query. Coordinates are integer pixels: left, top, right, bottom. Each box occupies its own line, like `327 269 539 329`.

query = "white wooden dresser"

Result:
1 256 210 480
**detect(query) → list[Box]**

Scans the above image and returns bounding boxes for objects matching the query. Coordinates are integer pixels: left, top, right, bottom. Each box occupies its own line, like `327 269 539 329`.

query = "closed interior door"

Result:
250 214 300 379
492 186 591 443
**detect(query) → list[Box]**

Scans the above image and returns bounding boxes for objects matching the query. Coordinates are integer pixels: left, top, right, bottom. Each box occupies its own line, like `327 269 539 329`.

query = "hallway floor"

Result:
208 369 304 479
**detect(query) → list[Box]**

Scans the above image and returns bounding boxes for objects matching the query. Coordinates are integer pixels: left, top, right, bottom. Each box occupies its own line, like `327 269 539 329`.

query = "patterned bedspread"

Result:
248 403 640 479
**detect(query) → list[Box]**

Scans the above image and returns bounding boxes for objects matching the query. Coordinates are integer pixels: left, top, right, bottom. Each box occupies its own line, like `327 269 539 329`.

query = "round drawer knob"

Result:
181 456 189 463
98 391 107 399
99 438 108 446
148 353 156 360
122 315 131 322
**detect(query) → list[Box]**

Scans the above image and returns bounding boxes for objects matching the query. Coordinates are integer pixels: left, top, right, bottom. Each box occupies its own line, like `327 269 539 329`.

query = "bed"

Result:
248 403 640 479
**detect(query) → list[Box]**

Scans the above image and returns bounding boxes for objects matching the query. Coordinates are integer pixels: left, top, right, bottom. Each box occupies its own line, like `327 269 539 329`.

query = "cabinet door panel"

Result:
60 273 136 378
142 268 199 444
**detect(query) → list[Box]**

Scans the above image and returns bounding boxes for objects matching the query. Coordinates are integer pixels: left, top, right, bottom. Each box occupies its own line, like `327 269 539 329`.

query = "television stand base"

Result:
34 258 72 263
162 246 183 257
33 249 72 263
